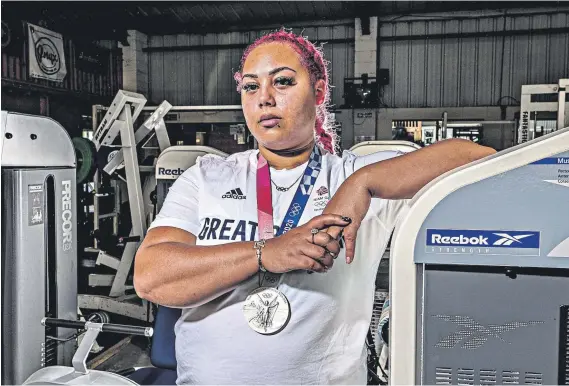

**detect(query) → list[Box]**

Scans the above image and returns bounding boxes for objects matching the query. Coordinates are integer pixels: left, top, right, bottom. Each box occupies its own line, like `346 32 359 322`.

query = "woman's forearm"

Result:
358 138 496 200
134 240 258 308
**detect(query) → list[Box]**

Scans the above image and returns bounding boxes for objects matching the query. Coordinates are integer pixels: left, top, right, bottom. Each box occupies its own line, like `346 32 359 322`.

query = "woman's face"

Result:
240 42 325 151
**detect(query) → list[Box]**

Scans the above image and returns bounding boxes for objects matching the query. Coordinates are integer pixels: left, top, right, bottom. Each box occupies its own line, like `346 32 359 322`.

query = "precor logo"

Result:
61 180 72 251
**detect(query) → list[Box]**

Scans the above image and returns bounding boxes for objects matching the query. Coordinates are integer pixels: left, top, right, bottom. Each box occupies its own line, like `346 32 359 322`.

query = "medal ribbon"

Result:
256 146 323 284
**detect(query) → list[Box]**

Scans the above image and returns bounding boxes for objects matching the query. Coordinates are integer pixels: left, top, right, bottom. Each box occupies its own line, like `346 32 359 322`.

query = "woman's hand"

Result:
323 171 372 264
261 214 351 273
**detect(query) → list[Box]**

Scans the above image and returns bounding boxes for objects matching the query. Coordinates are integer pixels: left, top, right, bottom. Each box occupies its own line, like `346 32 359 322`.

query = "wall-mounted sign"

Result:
28 23 67 82
75 41 109 74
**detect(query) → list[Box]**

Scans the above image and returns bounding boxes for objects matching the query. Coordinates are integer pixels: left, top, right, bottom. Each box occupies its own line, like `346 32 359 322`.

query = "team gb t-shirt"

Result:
148 148 408 385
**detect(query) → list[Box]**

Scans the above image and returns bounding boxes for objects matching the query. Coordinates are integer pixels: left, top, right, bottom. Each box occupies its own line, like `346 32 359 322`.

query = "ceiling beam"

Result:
142 38 353 53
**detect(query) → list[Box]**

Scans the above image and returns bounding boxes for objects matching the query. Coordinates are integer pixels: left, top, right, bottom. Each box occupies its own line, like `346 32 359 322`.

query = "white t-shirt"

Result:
149 148 407 385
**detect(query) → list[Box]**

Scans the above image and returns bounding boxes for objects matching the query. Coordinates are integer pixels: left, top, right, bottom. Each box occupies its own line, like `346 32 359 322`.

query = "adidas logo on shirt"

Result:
222 188 247 200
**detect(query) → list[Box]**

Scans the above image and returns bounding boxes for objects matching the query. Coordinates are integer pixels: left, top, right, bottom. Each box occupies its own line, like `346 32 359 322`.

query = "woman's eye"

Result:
274 77 295 87
242 83 259 92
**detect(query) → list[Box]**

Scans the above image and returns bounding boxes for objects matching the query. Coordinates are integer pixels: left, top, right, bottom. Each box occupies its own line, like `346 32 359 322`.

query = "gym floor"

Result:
93 337 152 372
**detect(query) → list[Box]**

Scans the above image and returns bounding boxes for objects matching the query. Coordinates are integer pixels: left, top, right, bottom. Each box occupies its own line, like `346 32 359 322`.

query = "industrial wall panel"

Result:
379 10 569 108
425 21 444 109
176 34 191 105
1 31 122 98
149 35 165 103
163 35 178 104
409 22 427 108
203 33 218 105
189 34 205 106
147 25 354 107
546 13 569 87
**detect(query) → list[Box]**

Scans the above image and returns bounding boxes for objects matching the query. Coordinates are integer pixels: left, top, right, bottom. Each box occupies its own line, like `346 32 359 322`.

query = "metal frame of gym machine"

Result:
388 79 569 384
517 78 569 144
80 90 172 322
84 99 248 321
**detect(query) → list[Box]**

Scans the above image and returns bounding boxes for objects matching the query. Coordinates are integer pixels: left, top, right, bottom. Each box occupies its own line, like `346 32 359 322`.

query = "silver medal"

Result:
243 287 291 335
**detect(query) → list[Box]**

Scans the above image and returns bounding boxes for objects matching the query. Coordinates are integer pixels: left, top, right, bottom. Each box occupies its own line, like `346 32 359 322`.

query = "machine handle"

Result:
118 235 141 244
41 317 153 337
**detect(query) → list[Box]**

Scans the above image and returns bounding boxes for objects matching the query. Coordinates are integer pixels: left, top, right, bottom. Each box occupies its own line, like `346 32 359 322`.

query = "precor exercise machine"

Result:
80 91 172 322
20 145 230 386
390 127 569 384
517 78 569 144
1 111 78 384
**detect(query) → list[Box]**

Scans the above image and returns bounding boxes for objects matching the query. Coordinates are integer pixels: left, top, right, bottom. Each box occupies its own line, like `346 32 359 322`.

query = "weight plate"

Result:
97 145 121 175
72 137 97 184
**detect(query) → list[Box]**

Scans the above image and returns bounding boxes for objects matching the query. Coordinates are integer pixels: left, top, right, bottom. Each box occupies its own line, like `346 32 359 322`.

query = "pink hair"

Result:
234 29 338 154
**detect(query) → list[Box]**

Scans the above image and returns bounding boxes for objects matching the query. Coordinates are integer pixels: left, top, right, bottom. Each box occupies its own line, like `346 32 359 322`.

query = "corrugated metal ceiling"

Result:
124 2 359 33
3 1 560 40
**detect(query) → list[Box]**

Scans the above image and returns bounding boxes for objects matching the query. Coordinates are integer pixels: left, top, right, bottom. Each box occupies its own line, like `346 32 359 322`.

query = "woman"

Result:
134 30 495 384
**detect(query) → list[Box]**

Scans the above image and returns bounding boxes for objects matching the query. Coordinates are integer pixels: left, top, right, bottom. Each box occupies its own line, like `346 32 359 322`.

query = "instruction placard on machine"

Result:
531 156 569 187
531 155 569 258
28 184 44 226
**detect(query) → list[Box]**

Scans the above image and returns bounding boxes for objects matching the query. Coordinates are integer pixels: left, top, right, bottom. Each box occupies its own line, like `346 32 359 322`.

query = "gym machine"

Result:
517 78 569 144
138 104 250 152
16 127 568 385
22 318 153 385
1 111 78 384
79 90 172 322
349 140 421 384
389 127 569 384
414 118 489 147
350 140 421 155
154 145 227 213
82 98 257 322
20 145 230 386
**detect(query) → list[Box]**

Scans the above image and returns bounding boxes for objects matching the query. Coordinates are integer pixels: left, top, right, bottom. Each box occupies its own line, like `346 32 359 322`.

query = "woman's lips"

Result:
260 118 281 128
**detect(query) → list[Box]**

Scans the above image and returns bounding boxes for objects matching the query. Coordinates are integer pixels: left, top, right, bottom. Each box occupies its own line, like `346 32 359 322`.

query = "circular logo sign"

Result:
35 37 60 75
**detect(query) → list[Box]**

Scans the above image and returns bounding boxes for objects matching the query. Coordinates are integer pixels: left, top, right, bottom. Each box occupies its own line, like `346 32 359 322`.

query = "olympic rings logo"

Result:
289 203 302 217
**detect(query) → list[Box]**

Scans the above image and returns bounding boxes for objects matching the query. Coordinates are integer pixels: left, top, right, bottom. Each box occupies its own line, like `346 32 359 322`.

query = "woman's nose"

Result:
258 82 276 107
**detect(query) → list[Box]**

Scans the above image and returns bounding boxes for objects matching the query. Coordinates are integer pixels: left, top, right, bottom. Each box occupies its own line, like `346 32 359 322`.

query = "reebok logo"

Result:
434 315 542 350
431 234 489 245
492 233 534 246
427 229 540 249
158 167 184 176
222 188 246 200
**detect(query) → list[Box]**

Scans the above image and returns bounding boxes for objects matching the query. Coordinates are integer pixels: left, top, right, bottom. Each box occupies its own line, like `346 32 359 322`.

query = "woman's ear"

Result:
314 79 326 105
